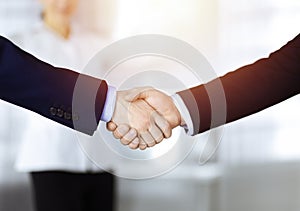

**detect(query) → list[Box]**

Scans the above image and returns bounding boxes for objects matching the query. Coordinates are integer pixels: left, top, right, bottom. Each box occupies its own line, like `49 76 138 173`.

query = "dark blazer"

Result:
178 34 300 135
0 36 108 135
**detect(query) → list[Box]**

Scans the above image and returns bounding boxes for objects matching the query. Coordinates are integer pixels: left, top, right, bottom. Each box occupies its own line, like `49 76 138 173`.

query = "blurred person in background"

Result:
11 0 115 211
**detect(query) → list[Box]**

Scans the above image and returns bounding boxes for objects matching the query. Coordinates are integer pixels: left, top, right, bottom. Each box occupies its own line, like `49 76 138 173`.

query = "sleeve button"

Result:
50 107 57 116
57 109 64 117
64 112 71 120
72 114 79 121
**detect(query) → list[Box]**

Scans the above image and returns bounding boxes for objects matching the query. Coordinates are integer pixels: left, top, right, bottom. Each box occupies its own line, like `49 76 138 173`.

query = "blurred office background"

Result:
0 0 300 211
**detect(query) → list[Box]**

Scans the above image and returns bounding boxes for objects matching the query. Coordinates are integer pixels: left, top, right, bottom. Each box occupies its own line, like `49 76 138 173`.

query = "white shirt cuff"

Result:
171 94 194 136
100 86 116 122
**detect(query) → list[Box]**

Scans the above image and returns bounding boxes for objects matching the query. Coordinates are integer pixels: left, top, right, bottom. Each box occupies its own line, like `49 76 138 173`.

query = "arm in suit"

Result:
0 36 108 135
107 33 300 147
177 33 300 135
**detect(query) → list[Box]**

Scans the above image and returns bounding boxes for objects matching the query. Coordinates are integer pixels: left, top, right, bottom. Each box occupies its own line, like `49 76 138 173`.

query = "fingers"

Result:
152 112 172 139
111 124 138 146
118 126 163 149
140 121 165 147
106 121 117 131
113 124 130 139
109 113 169 149
139 140 148 150
120 128 137 145
140 131 156 147
137 112 170 147
108 122 150 149
148 123 164 144
128 137 140 150
125 136 147 150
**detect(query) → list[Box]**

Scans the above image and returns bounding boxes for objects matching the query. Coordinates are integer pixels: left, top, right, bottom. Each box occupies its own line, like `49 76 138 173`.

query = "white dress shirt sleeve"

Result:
100 85 116 122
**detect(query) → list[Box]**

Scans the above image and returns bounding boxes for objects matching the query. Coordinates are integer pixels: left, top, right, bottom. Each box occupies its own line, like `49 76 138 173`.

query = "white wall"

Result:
221 163 300 211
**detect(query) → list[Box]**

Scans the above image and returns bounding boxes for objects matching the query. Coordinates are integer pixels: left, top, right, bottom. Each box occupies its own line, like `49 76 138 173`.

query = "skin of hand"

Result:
107 87 184 150
110 90 172 149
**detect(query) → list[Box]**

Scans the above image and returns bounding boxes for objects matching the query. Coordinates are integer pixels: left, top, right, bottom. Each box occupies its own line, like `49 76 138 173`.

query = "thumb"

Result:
124 86 153 102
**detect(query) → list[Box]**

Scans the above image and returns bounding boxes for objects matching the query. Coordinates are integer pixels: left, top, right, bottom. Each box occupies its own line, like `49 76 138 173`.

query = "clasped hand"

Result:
107 87 183 150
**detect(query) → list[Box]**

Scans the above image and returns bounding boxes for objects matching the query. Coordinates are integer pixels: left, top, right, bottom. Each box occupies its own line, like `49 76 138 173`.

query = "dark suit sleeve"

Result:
178 34 300 135
0 36 108 135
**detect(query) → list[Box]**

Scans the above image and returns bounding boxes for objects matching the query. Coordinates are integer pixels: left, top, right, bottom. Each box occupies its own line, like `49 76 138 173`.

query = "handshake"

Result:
107 87 186 150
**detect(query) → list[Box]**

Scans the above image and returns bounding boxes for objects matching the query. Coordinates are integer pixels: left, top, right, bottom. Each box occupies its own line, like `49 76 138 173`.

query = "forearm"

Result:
178 34 300 135
0 36 108 135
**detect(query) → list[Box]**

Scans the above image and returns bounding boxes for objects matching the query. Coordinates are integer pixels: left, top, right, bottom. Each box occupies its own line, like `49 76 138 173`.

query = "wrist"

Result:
180 116 186 127
171 94 194 136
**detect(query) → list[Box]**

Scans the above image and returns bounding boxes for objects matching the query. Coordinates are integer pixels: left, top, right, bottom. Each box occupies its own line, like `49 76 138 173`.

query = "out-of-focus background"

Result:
0 0 300 211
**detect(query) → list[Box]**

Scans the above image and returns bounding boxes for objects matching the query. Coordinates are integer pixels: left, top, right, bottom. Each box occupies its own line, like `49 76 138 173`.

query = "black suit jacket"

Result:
178 34 300 135
0 36 108 135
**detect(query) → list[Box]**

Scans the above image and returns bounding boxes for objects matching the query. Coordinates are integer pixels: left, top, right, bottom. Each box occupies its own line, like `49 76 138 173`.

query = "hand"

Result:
109 89 172 149
107 87 183 149
127 87 182 128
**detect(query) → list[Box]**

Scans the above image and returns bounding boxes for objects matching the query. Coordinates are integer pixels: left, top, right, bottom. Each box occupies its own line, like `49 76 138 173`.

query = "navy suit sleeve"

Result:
178 34 300 135
0 36 108 135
